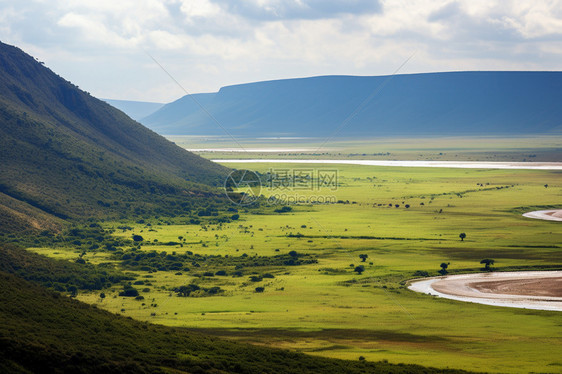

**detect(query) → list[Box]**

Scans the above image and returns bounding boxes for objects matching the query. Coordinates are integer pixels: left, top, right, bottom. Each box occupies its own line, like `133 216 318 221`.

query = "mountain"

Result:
0 41 230 232
103 98 164 121
142 72 562 137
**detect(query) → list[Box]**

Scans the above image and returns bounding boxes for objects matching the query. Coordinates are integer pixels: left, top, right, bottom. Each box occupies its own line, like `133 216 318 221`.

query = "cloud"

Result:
209 0 381 21
180 0 221 19
0 0 560 102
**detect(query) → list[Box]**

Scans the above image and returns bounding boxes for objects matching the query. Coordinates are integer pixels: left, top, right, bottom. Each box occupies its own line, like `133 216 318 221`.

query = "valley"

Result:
0 39 560 374
23 161 562 373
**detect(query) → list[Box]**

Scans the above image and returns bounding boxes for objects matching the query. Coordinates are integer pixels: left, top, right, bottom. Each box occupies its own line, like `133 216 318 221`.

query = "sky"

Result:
1 0 561 103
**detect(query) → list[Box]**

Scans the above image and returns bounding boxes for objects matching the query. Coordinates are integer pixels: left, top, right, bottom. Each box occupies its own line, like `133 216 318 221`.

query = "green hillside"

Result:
0 243 470 374
0 41 231 232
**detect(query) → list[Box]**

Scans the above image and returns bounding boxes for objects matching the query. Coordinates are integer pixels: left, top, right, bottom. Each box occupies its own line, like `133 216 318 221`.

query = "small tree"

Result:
132 234 144 242
354 265 365 275
255 287 265 293
68 286 78 298
459 233 466 241
119 286 139 297
480 259 495 271
177 284 200 297
439 262 449 275
359 254 368 262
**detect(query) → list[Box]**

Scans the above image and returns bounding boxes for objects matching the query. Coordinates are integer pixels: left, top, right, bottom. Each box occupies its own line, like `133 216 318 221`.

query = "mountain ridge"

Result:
141 71 562 136
103 98 164 121
0 41 230 232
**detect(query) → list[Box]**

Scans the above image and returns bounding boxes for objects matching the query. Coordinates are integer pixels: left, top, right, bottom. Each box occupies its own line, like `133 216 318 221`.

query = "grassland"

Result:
168 135 562 162
28 162 562 373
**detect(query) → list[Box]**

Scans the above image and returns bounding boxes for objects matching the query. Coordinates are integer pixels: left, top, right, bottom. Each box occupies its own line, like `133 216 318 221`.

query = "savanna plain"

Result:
28 138 562 374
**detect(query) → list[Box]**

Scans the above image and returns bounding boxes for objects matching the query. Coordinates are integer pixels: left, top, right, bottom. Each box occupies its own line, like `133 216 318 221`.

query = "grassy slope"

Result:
0 245 470 374
0 41 231 232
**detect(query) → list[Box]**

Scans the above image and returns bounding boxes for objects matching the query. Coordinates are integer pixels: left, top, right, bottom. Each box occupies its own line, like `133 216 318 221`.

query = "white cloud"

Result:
180 0 221 19
0 0 560 102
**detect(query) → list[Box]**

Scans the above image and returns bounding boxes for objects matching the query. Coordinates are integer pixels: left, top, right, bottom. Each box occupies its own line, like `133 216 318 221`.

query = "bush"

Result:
255 287 265 293
119 286 139 297
274 206 292 213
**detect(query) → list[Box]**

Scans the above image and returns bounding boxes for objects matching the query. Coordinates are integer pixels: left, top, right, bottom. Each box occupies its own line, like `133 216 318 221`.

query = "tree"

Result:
439 262 449 275
100 292 106 300
132 234 144 242
177 284 200 297
354 265 365 275
480 259 495 271
459 233 466 241
68 286 78 298
359 254 368 262
177 286 191 297
119 286 139 297
255 287 265 293
288 250 298 258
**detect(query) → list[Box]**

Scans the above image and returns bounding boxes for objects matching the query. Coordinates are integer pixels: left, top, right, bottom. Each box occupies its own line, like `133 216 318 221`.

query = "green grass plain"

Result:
29 162 562 373
168 135 562 162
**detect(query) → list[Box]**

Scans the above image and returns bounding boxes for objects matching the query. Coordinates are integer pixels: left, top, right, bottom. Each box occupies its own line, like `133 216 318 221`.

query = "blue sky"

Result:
1 0 561 102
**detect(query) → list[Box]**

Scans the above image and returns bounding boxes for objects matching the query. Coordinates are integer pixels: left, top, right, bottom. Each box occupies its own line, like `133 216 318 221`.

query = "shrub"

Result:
274 206 292 213
119 286 139 297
